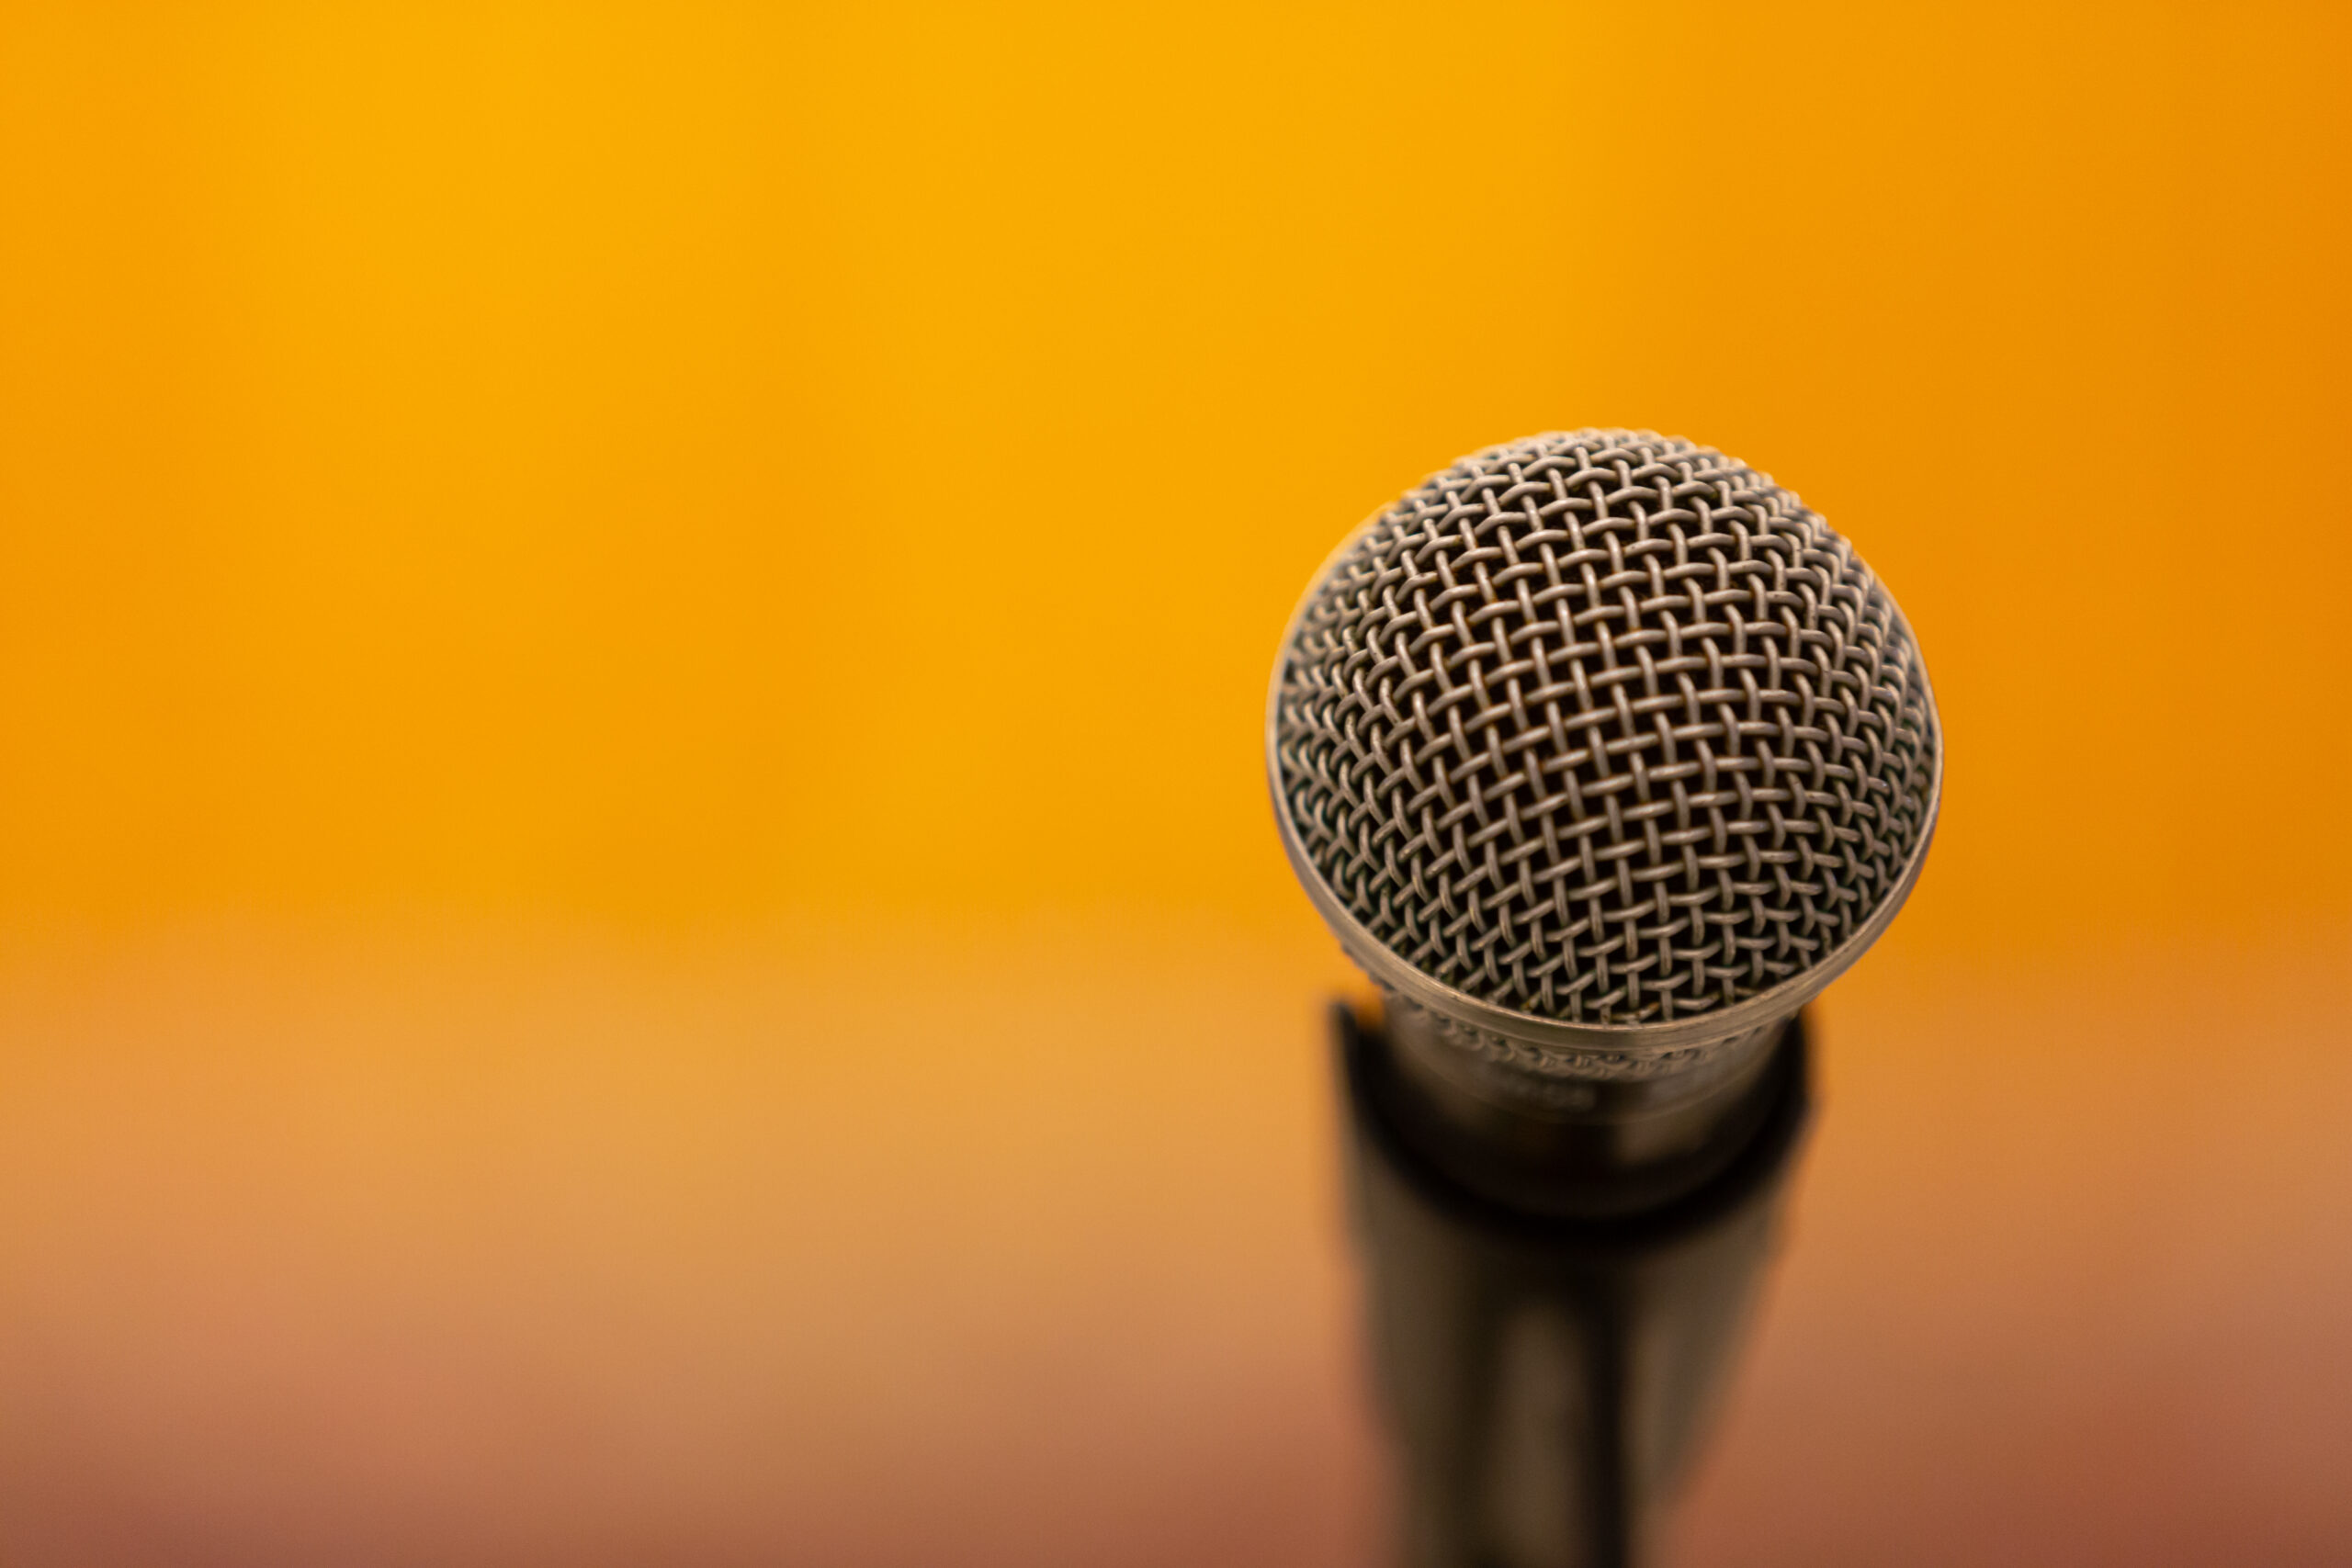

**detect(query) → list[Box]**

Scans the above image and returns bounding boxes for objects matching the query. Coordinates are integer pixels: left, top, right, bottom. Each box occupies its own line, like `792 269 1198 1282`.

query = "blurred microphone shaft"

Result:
1339 1002 1809 1568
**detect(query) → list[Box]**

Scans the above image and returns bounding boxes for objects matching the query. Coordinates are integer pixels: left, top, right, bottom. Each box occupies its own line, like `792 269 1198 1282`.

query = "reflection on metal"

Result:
1338 1001 1811 1568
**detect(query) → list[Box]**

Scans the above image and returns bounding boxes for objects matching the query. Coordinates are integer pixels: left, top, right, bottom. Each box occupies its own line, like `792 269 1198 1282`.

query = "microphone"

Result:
1271 430 1939 1213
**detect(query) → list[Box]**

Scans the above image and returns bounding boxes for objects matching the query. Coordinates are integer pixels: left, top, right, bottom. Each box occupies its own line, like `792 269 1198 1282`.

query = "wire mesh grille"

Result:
1274 430 1937 1027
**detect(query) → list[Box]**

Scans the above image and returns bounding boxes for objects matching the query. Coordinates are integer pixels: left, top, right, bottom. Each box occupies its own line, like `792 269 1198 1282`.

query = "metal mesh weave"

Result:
1273 430 1937 1027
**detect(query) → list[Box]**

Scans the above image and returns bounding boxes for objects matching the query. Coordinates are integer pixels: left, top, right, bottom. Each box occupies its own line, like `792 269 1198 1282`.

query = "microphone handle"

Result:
1338 1005 1810 1568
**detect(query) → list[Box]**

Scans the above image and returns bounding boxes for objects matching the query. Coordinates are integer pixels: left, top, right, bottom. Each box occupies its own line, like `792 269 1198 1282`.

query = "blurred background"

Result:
1 3 2346 1563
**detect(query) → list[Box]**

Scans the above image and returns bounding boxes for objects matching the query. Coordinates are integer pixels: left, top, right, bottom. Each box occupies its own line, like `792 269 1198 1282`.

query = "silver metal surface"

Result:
1270 431 1940 1072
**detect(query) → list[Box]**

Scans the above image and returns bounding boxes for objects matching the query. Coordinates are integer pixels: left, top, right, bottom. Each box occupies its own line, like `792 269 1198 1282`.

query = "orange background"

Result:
2 4 2347 1564
7 0 2346 946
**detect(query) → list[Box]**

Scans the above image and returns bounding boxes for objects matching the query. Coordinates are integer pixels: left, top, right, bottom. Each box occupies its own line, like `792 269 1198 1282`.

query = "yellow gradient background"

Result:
7 1 2346 945
2 4 2348 1564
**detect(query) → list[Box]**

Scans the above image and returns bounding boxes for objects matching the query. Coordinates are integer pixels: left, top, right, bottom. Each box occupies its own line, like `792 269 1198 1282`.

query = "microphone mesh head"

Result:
1272 430 1938 1030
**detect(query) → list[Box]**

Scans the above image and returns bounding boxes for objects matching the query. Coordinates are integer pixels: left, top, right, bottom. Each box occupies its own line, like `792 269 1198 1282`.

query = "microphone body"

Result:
1338 999 1810 1568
